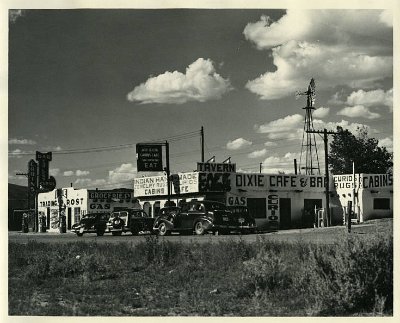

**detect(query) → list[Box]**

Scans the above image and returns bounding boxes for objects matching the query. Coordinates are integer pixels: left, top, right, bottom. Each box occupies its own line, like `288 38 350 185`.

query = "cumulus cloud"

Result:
313 107 330 118
9 10 25 23
76 170 90 177
378 137 393 152
108 163 137 184
127 58 232 104
337 105 380 119
74 178 107 188
261 152 300 173
243 10 392 100
248 148 267 158
255 114 303 140
346 88 393 111
313 119 377 134
8 138 36 145
226 138 252 150
64 171 74 177
50 168 60 177
264 141 278 147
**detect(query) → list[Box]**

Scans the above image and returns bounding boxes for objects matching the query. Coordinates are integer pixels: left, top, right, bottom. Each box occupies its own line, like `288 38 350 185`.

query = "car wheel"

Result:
112 231 122 236
96 230 105 236
158 222 169 236
76 232 83 237
194 221 205 235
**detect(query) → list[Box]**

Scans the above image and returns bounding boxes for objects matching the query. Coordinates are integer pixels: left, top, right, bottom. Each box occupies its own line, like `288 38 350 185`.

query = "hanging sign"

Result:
136 144 163 172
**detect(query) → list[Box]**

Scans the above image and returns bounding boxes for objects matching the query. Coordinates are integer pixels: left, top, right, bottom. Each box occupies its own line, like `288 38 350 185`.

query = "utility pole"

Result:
201 126 204 163
306 128 337 226
165 141 171 203
259 162 262 174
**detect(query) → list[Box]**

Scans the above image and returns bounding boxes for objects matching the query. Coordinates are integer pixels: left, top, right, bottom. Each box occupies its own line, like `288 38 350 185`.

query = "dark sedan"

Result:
71 212 109 236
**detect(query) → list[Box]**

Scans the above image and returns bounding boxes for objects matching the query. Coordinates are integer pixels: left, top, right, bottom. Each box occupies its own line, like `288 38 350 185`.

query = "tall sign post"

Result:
136 142 171 203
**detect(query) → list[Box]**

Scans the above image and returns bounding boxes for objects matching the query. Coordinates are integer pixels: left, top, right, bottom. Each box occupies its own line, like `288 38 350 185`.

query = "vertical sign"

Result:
267 194 280 228
36 151 52 184
28 159 37 209
136 144 163 172
36 151 56 191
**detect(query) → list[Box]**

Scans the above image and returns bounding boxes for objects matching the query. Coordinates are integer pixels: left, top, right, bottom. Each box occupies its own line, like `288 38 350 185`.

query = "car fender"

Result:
196 217 213 230
154 219 174 231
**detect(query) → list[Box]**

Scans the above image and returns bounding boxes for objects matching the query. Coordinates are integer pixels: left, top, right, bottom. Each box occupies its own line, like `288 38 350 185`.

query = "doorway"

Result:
279 198 291 229
303 199 322 228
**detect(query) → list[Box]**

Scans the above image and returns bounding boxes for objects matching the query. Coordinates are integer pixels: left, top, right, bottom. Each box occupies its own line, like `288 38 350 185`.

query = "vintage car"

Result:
108 208 155 236
153 200 256 236
71 212 109 236
226 205 257 234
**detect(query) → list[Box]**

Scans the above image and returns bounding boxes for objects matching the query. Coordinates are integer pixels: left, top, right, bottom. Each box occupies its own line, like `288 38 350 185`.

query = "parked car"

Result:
153 200 256 236
226 205 257 234
108 208 155 236
71 212 109 236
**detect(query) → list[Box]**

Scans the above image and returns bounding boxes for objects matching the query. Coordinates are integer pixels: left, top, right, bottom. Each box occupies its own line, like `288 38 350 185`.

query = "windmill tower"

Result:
297 78 320 175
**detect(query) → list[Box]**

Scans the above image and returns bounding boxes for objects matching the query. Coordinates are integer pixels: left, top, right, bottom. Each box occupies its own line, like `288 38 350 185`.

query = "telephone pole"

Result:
306 128 337 225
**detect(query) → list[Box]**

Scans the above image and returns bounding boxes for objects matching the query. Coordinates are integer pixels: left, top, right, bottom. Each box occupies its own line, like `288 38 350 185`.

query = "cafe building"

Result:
133 162 344 230
37 187 138 232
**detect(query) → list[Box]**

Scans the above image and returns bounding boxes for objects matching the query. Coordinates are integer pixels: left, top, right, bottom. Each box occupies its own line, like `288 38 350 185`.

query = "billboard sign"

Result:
136 144 163 172
134 172 198 197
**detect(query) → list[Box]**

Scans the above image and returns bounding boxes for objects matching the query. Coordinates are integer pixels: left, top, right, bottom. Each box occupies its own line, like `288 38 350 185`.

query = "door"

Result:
46 208 50 229
67 207 72 230
247 198 267 219
279 198 291 229
303 199 322 228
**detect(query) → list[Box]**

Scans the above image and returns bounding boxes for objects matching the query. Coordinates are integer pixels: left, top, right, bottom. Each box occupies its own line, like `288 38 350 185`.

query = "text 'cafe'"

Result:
134 162 346 230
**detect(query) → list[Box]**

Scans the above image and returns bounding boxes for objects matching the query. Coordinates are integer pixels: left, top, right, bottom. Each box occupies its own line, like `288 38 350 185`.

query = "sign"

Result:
136 144 163 172
39 176 56 192
88 191 133 200
134 172 198 197
267 194 280 223
36 151 52 187
28 160 37 208
197 173 328 192
333 173 393 189
197 162 236 173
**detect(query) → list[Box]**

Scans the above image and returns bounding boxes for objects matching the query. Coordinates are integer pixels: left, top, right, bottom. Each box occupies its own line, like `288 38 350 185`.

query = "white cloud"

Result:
379 10 393 27
76 170 90 177
8 138 36 145
127 58 232 104
313 119 377 134
378 137 393 152
243 10 392 100
108 163 137 184
50 168 60 176
256 114 303 140
337 105 380 119
9 10 25 23
346 88 393 111
226 138 252 150
313 107 330 118
264 141 278 147
63 171 74 177
248 148 267 158
261 152 299 174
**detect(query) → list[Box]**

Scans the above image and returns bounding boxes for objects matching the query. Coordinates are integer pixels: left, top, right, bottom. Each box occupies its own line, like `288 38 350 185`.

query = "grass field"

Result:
8 219 393 316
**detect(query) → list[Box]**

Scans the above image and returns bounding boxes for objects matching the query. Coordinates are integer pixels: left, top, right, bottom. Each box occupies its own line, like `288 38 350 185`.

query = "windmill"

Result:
296 78 321 175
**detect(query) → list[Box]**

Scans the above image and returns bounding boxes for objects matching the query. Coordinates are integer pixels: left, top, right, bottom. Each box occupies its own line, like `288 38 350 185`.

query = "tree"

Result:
328 126 393 174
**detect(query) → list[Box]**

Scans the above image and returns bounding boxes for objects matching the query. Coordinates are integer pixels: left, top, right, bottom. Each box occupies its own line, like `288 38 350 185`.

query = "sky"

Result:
6 5 394 190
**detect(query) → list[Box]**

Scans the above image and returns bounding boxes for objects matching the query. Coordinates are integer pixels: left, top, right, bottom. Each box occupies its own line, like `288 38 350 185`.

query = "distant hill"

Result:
9 183 28 201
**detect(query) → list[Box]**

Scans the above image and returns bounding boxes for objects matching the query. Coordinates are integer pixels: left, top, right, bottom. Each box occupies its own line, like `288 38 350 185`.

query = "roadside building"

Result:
133 163 343 230
37 187 138 232
333 173 393 222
